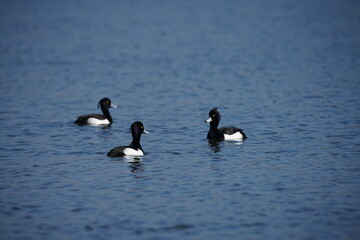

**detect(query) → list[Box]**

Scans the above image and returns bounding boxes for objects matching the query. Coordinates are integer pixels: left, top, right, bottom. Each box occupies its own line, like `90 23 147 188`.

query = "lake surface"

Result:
1 0 360 239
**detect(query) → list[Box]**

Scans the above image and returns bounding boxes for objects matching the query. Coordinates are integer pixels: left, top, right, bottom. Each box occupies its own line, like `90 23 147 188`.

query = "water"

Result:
1 0 360 239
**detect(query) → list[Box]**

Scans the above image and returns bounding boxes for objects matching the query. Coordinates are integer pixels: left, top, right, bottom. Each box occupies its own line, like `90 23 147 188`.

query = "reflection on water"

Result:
129 161 144 174
100 125 112 130
73 122 113 130
208 139 244 153
124 157 145 174
110 156 144 173
123 156 142 163
208 140 223 153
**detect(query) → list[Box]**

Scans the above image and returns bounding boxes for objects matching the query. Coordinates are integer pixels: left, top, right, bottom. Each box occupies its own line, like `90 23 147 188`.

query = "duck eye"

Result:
212 114 215 117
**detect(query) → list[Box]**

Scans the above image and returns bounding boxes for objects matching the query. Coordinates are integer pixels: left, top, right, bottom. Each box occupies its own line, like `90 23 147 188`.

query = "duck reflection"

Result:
208 139 223 153
124 156 144 174
110 156 145 173
100 125 112 130
129 162 144 174
208 139 244 153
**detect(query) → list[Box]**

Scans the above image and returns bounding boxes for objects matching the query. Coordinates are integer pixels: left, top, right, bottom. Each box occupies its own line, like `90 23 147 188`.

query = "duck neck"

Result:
101 107 113 123
209 120 219 132
208 119 223 140
130 134 142 150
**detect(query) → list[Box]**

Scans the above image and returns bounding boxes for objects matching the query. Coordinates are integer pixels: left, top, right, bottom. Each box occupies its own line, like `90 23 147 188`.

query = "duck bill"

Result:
143 130 149 134
111 103 118 108
205 117 212 123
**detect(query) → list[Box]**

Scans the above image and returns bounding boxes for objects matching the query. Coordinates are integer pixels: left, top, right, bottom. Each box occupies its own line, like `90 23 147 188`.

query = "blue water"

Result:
1 0 360 239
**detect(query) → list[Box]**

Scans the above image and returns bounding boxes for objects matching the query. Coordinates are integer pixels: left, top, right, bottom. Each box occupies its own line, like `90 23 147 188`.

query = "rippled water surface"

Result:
1 0 360 239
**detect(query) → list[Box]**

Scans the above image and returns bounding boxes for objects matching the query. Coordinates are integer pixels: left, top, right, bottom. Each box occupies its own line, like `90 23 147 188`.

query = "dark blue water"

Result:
1 0 360 239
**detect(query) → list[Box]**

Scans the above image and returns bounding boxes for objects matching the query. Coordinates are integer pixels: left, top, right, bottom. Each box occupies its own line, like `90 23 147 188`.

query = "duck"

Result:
74 98 117 126
107 121 149 157
205 108 247 141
